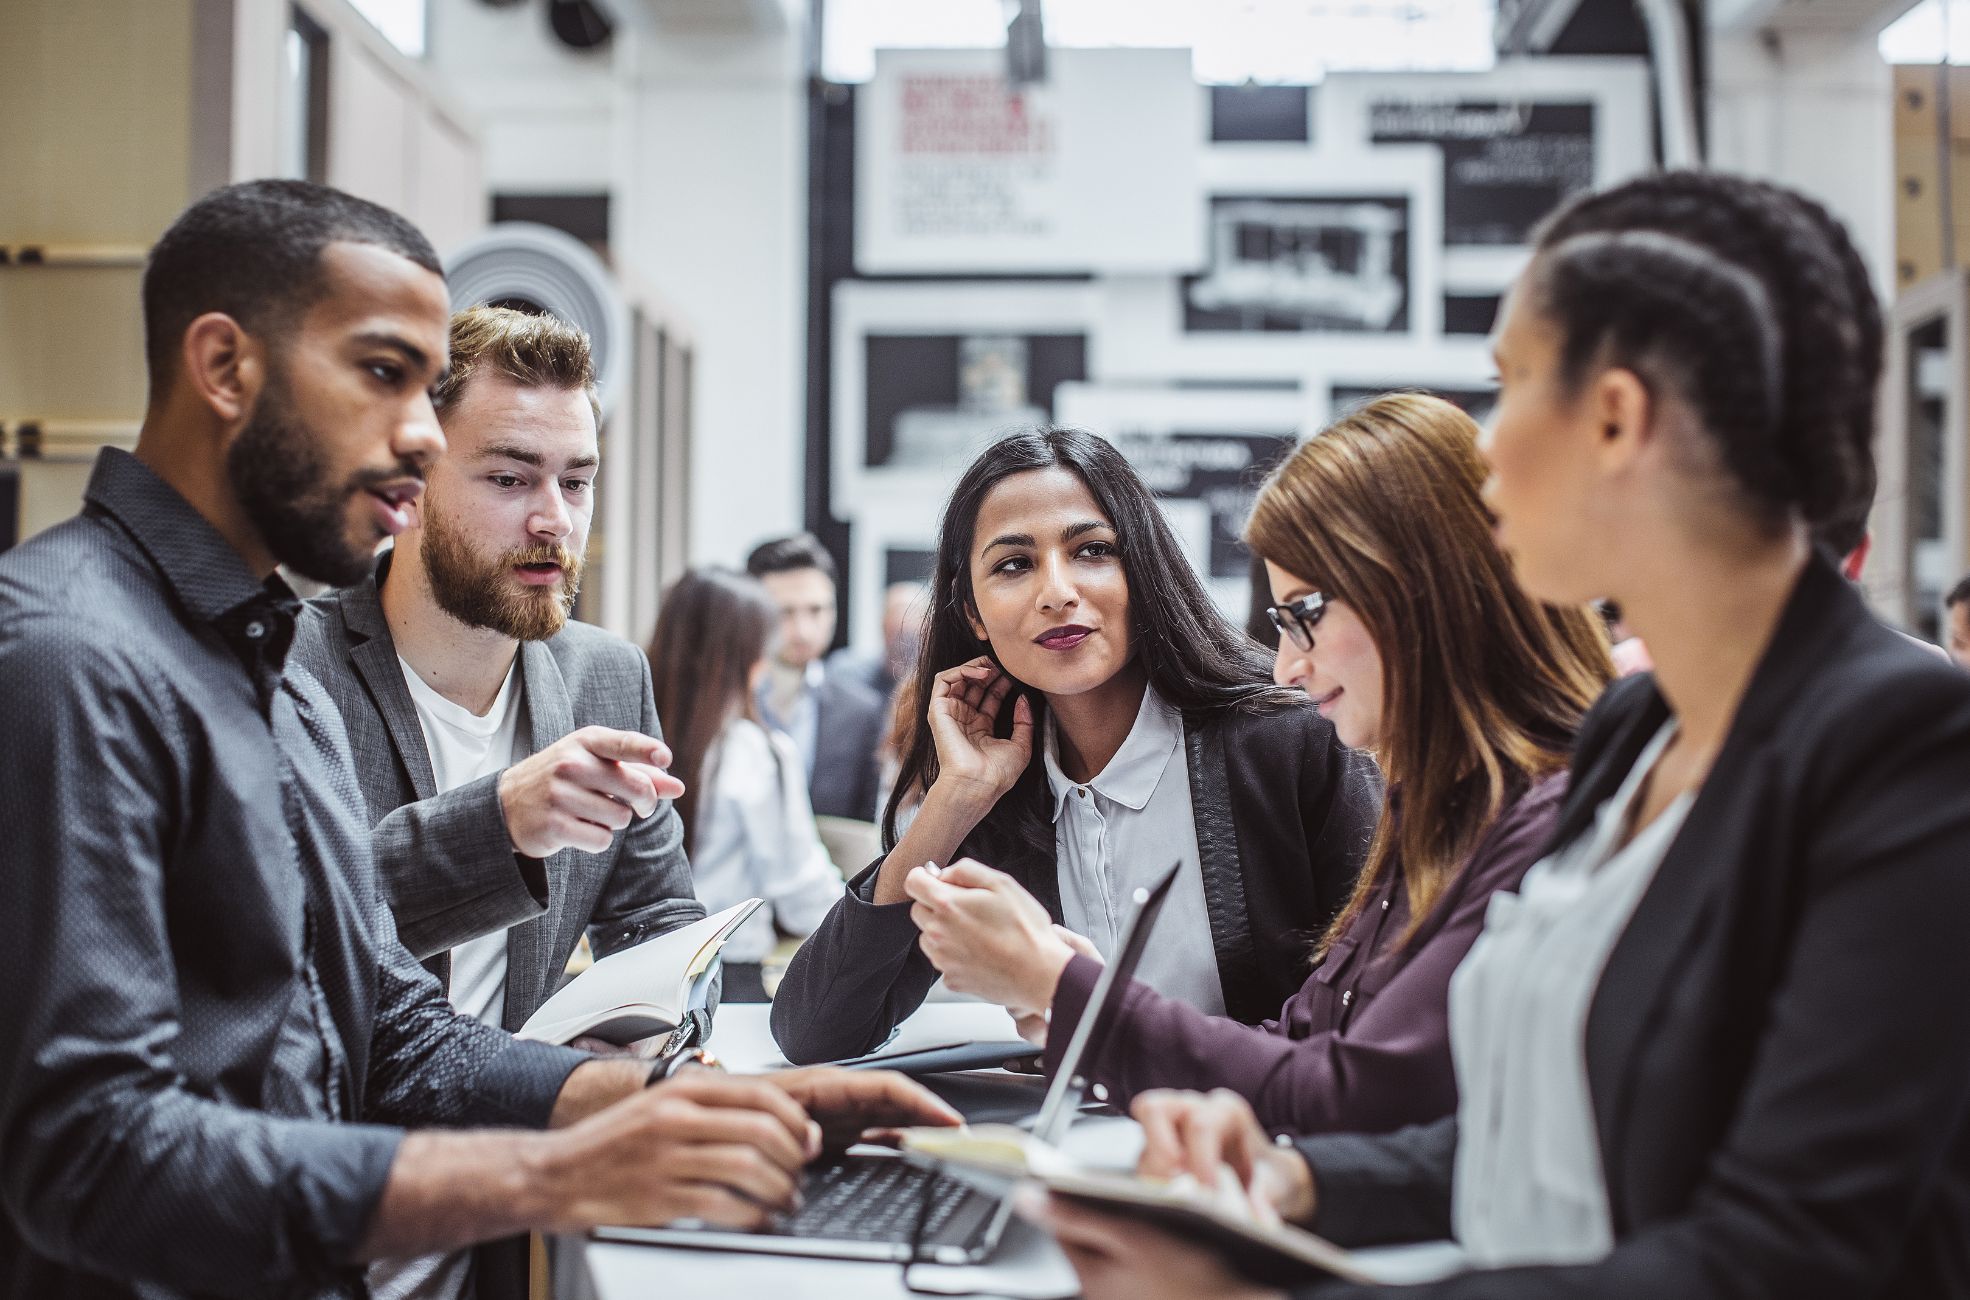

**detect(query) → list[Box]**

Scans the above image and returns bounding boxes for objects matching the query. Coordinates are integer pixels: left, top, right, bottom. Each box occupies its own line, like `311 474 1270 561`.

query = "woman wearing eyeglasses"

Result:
770 427 1384 1065
1035 172 1970 1300
870 395 1611 1140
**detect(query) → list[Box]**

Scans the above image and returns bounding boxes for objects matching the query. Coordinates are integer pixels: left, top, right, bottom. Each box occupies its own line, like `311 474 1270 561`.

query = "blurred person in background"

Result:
746 533 887 820
648 567 846 1002
1947 574 1970 668
834 579 929 700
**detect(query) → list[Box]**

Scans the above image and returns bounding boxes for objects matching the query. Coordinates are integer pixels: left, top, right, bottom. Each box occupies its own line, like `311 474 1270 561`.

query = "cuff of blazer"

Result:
1042 953 1105 1077
837 858 927 945
1294 1125 1455 1249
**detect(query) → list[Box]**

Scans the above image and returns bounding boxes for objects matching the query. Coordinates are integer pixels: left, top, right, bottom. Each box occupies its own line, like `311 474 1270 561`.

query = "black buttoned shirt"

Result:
0 450 588 1299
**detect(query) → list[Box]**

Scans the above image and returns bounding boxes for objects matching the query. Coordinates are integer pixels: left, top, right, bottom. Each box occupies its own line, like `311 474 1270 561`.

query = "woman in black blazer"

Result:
1033 173 1970 1300
770 429 1381 1065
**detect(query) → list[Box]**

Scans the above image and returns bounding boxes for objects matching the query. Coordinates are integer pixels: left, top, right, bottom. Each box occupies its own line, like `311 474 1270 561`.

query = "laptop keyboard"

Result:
780 1157 982 1245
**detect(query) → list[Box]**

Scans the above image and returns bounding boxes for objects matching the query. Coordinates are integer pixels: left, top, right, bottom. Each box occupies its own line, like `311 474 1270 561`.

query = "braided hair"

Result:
1529 172 1883 530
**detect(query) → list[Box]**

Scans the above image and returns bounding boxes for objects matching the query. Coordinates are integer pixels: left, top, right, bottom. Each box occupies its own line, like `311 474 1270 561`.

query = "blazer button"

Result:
1381 898 1391 911
1341 989 1354 1007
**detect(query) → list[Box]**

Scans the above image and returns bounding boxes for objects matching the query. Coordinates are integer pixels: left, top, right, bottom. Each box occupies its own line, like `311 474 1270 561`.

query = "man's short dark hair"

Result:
142 179 443 400
746 533 837 583
1948 573 1970 611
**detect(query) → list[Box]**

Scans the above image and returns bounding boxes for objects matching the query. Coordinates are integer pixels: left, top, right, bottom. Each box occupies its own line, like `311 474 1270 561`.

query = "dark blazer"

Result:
811 665 888 821
1041 772 1565 1137
292 558 706 1032
769 700 1383 1064
1293 556 1970 1300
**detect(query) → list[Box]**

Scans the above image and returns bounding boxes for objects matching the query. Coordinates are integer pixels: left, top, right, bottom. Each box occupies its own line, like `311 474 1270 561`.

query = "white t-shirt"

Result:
370 655 527 1300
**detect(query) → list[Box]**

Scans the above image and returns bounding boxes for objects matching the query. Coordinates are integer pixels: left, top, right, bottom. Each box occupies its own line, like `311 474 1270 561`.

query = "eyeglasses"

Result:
1266 591 1329 651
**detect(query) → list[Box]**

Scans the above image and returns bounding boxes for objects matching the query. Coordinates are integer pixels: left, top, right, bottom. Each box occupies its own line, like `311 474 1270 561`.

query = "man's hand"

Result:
765 1066 963 1150
498 725 686 858
541 1071 822 1234
1132 1089 1316 1227
905 860 1080 1013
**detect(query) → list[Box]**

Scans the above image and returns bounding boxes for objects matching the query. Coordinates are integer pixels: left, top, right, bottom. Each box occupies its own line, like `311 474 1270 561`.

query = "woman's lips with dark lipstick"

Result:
1034 625 1093 651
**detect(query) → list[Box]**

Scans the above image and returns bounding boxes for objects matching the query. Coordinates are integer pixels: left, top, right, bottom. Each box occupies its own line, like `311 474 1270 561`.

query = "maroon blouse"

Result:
1040 771 1568 1136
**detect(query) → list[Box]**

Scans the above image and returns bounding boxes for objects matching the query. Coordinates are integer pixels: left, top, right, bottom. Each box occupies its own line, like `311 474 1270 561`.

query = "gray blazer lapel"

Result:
341 577 438 801
503 640 579 1029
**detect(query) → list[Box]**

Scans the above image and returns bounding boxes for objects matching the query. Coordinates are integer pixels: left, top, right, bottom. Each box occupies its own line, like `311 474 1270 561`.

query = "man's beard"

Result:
226 367 416 588
420 491 583 642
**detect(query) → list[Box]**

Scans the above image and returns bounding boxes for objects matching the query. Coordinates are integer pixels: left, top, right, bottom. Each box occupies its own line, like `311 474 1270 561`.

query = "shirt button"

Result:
1341 989 1354 1007
244 621 266 640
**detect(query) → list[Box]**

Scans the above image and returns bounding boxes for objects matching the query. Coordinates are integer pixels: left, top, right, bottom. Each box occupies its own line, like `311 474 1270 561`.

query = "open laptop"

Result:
595 859 1183 1266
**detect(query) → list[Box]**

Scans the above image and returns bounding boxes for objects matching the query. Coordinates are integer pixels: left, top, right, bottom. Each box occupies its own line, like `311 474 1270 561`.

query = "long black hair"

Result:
646 567 778 859
881 427 1292 865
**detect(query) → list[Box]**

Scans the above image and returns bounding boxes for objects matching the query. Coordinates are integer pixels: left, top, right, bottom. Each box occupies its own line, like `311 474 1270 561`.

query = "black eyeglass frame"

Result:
1266 590 1329 651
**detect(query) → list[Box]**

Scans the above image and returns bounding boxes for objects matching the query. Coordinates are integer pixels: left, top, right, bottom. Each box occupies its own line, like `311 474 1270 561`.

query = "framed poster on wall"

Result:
856 47 1206 275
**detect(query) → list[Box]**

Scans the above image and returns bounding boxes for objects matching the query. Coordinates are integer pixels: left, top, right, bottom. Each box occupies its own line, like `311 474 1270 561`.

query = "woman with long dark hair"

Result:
770 429 1382 1063
646 568 843 1002
901 394 1610 1137
1035 172 1970 1300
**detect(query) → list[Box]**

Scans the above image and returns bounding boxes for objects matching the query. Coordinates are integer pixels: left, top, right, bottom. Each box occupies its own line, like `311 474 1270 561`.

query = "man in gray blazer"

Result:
295 306 707 1299
294 303 706 1018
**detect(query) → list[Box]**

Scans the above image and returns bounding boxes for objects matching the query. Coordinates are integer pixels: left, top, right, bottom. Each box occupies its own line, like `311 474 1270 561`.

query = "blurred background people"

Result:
647 567 846 1002
745 533 887 821
1947 574 1970 668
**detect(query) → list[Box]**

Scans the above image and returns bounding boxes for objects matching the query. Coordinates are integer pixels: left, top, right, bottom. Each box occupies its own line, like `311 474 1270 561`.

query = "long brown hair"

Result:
1245 393 1612 956
645 567 778 858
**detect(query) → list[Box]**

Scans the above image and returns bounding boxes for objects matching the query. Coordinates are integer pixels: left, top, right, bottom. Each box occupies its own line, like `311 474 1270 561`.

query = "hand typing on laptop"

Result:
905 859 1100 1029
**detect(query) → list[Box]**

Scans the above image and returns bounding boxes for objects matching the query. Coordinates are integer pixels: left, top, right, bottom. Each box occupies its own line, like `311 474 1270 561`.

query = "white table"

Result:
569 1003 1090 1300
566 1004 1469 1298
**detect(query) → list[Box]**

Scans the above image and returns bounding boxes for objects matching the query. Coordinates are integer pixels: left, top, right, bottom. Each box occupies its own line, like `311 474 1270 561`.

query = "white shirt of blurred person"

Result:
745 534 888 821
647 569 846 991
1946 575 1970 670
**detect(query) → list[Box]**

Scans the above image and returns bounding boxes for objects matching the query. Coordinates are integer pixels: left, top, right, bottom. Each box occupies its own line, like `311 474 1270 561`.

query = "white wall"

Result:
425 0 621 193
423 1 808 568
615 28 808 567
1709 29 1897 294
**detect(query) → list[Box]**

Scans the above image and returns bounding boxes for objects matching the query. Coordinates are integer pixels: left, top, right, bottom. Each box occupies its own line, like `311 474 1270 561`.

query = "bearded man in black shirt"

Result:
0 180 953 1300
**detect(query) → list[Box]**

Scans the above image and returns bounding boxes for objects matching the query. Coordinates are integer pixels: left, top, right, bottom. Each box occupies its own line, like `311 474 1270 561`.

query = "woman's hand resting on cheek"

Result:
904 860 1095 1019
925 657 1034 809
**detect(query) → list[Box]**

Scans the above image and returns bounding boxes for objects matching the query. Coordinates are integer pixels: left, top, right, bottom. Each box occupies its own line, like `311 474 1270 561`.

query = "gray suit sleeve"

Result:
585 659 706 959
369 774 548 960
768 856 940 1064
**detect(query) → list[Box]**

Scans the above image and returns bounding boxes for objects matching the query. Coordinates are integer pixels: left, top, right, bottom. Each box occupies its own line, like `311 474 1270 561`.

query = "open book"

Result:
518 898 764 1046
898 1124 1385 1287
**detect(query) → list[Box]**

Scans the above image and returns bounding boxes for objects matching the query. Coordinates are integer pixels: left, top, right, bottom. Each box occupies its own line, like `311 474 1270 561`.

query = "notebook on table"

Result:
592 861 1183 1265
